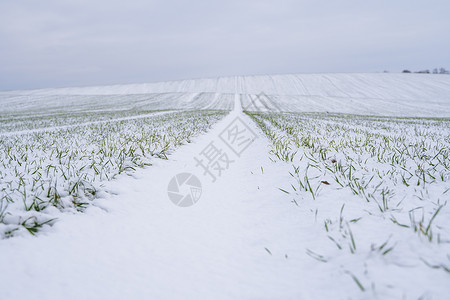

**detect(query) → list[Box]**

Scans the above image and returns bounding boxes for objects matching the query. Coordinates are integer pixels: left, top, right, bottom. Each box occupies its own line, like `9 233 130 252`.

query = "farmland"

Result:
248 111 450 297
0 73 449 299
0 109 227 237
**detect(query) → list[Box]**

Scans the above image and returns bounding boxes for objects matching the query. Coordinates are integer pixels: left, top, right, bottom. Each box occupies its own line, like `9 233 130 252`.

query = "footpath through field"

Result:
0 94 329 299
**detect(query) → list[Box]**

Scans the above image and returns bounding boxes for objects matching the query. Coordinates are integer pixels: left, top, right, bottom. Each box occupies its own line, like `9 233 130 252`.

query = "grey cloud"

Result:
1 0 449 90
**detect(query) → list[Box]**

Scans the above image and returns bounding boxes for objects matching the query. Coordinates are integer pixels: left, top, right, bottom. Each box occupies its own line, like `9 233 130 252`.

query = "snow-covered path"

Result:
0 95 328 299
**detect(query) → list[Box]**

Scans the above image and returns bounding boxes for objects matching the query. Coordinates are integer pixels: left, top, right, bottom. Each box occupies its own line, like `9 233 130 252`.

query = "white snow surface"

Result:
1 74 450 299
1 73 450 117
0 98 317 299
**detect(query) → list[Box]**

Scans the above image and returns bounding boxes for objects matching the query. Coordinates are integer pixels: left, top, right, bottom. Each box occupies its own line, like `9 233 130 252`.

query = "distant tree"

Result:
400 68 448 74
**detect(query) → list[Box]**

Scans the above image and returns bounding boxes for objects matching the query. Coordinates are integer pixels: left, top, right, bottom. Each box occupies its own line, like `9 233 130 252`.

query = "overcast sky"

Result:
0 0 449 91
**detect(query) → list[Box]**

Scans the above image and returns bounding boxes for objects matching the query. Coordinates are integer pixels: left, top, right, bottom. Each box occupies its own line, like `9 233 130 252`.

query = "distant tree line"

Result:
401 67 449 74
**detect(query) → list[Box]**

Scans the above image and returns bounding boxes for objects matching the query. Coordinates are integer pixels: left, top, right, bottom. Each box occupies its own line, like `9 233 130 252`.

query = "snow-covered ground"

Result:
0 74 449 299
1 73 450 117
0 110 227 236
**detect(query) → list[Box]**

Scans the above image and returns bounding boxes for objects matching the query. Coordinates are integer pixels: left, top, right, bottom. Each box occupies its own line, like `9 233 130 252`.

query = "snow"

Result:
0 110 175 137
0 92 234 117
1 74 450 299
1 73 450 117
0 98 312 299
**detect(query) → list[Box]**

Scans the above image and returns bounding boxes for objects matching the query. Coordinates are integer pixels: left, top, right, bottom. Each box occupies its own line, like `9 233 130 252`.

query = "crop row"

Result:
247 111 450 297
0 110 227 238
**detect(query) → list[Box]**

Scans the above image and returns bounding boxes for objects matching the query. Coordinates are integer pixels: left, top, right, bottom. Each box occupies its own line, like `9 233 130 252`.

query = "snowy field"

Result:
0 73 450 299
